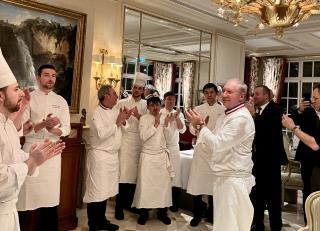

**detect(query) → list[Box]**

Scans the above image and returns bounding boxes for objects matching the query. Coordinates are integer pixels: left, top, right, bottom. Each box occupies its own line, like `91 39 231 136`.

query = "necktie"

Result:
256 107 262 116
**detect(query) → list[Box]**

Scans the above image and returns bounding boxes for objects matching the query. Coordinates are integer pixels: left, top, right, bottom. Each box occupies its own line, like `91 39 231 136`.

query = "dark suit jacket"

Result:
292 107 320 167
253 101 288 172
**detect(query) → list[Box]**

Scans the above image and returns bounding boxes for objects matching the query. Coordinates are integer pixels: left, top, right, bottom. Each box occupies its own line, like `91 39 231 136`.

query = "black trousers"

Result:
250 166 282 231
19 206 58 231
87 199 108 228
171 186 180 209
193 195 213 219
115 183 136 211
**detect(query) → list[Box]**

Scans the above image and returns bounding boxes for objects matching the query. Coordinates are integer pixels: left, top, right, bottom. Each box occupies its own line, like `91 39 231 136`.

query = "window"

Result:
281 60 320 115
174 66 184 111
122 61 154 95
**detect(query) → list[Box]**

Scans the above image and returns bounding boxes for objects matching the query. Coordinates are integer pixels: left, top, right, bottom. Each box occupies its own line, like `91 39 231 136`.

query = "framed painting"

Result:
0 0 86 113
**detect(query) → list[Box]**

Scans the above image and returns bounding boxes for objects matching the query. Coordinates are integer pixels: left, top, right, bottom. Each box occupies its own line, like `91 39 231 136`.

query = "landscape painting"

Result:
0 0 86 113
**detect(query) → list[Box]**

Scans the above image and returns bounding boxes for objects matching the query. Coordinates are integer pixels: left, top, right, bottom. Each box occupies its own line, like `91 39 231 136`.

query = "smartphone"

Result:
302 93 311 102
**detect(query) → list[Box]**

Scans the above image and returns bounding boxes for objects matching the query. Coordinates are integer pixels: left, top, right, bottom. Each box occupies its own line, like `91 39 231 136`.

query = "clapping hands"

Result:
44 113 60 131
116 107 130 127
130 106 141 119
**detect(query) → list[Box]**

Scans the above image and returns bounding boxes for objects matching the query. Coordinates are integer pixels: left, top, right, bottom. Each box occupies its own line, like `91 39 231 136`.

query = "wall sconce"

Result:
92 49 122 90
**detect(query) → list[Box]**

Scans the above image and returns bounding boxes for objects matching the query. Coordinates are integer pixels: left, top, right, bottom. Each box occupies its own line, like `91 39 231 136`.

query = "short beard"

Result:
43 84 54 90
4 97 20 113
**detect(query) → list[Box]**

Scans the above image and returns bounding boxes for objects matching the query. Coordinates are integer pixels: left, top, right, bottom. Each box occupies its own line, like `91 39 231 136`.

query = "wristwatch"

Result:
196 121 205 132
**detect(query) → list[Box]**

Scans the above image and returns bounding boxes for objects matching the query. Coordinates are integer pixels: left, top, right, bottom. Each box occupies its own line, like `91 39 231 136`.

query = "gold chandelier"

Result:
214 0 320 37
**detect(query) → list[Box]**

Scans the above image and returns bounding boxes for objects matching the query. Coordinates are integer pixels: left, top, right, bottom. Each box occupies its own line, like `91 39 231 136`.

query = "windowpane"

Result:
175 67 180 78
284 63 288 77
127 63 135 74
148 65 154 76
313 82 320 89
180 95 184 105
121 78 126 89
288 82 298 97
174 82 179 93
126 78 133 90
289 62 299 77
303 61 313 77
140 65 147 74
280 99 287 114
314 61 320 77
288 99 298 114
282 82 288 97
302 82 312 99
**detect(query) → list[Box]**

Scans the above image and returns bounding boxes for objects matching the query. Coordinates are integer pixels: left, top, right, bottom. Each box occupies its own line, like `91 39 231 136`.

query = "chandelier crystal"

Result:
213 0 320 37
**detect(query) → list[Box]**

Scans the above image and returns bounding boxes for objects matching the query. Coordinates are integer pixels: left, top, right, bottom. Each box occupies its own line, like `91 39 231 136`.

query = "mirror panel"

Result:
201 32 211 58
141 14 201 57
124 9 140 42
122 7 212 107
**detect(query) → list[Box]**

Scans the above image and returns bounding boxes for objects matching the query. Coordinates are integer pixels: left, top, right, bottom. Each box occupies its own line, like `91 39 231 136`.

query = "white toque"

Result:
0 48 17 88
133 72 148 87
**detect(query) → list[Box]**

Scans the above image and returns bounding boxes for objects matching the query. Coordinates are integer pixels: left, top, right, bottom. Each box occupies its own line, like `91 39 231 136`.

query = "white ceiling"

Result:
125 0 320 58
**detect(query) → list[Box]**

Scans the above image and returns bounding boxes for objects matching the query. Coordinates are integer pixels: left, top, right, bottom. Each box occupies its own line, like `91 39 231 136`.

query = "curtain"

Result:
262 57 286 103
249 57 260 97
245 56 286 103
153 62 173 98
182 61 195 110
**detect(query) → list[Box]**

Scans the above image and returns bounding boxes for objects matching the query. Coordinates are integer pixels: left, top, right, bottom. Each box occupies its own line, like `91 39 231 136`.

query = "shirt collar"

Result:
225 103 245 115
99 103 111 110
257 101 270 114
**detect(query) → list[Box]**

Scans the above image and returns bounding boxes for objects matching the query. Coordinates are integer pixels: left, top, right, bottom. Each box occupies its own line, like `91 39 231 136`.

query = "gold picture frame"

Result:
0 0 86 113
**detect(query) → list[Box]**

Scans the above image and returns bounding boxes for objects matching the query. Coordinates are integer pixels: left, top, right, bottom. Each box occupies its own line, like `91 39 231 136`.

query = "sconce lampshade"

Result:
107 56 117 64
93 54 102 64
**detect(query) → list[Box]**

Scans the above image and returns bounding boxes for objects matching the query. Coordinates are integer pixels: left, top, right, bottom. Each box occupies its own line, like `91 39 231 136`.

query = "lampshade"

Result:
93 54 102 64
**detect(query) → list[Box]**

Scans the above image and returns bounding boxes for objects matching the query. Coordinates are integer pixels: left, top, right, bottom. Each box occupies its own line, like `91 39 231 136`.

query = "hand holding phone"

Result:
303 93 311 102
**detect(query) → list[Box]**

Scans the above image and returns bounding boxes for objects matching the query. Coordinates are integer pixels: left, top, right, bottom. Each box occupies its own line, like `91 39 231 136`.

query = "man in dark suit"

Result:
291 84 320 220
247 85 288 231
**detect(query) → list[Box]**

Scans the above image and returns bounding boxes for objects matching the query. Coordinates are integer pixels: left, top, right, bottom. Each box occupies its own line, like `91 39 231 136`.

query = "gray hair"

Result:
227 78 247 95
98 85 113 103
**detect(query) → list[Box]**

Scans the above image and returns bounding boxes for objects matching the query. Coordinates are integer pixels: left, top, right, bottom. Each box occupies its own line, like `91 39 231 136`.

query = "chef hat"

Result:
133 72 148 87
0 48 17 88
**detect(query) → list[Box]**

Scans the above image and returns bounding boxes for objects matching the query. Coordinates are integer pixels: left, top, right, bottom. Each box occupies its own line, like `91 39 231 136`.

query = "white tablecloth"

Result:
180 149 194 190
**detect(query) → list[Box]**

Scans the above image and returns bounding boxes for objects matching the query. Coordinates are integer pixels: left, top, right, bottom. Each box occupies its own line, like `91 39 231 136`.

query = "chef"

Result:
186 79 256 231
17 64 70 230
114 72 148 219
132 94 173 225
84 85 129 231
187 83 225 226
0 49 65 231
160 91 186 212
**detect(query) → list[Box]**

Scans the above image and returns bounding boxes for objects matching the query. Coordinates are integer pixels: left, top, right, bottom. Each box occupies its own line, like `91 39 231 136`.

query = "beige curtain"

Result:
262 57 286 102
153 62 173 98
182 61 195 109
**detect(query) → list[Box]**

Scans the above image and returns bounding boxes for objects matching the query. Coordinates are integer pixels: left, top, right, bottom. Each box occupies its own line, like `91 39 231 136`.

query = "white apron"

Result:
212 175 255 231
119 131 142 184
83 149 119 203
167 144 182 187
0 199 20 231
132 149 173 209
187 143 213 195
17 141 61 211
